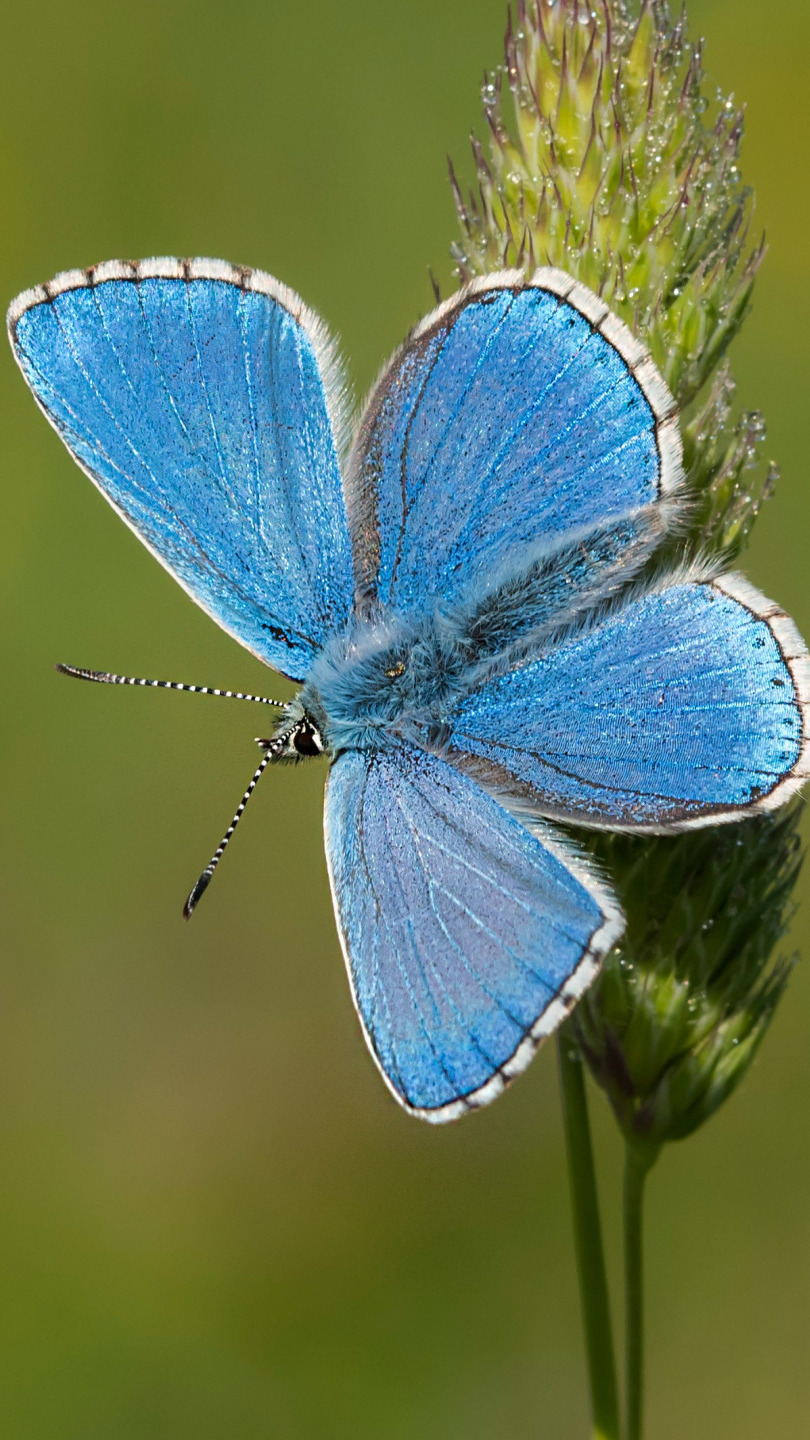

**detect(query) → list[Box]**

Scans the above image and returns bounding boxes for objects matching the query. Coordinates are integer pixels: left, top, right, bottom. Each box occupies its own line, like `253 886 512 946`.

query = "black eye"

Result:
293 721 322 756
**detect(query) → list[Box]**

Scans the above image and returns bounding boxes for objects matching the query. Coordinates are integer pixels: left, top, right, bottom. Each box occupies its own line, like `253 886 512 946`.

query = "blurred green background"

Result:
1 1 808 1435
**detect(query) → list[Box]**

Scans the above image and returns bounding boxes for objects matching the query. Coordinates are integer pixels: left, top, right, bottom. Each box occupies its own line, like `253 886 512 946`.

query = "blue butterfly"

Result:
8 258 809 1122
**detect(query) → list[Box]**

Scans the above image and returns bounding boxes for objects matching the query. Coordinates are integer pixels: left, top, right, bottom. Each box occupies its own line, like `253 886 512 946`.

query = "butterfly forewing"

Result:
8 260 354 680
324 743 623 1121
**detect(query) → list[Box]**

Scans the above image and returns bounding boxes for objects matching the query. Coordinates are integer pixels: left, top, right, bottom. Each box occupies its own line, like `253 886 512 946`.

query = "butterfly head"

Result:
256 711 322 760
259 700 326 761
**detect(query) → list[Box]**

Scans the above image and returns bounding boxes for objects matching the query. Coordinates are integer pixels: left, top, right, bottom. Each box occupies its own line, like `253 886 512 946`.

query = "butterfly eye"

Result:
384 661 406 679
292 720 324 756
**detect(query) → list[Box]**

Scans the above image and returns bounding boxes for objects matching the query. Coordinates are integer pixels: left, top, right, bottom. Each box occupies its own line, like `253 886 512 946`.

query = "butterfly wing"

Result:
324 742 623 1120
447 573 810 831
347 268 682 617
8 258 354 679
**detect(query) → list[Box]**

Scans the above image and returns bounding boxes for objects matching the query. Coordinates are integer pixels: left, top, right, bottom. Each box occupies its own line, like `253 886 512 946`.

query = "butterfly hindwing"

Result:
347 268 683 618
447 573 810 831
8 259 355 679
324 742 623 1120
441 505 670 662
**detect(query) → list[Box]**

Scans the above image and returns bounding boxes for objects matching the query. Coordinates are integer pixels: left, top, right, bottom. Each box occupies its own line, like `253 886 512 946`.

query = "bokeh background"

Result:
1 1 808 1435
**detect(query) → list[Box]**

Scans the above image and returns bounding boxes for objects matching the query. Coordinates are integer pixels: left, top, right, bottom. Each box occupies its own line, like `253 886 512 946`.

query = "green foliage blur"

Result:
0 2 808 1436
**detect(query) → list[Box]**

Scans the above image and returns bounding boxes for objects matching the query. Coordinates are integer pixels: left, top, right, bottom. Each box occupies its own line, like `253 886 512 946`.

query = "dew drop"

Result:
481 80 498 112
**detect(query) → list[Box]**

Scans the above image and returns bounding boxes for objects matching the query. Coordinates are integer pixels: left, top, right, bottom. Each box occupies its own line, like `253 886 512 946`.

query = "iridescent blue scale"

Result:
9 258 809 1121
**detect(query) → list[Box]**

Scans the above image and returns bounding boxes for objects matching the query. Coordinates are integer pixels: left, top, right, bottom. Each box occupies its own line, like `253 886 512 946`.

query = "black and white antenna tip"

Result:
183 868 214 920
56 663 108 681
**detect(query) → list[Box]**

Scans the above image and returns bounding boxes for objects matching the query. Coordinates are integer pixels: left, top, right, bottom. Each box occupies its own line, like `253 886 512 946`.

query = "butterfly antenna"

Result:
183 734 289 919
56 664 285 708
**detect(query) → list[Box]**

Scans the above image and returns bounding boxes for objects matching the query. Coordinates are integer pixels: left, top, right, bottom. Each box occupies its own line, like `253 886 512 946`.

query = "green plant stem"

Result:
623 1142 656 1440
557 1031 621 1440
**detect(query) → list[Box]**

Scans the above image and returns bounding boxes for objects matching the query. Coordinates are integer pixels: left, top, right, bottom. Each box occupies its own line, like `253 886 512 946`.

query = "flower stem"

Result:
623 1141 657 1440
557 1030 621 1440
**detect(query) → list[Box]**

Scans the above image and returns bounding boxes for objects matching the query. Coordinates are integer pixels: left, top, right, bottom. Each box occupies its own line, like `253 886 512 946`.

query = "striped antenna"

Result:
183 733 290 919
56 664 286 708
